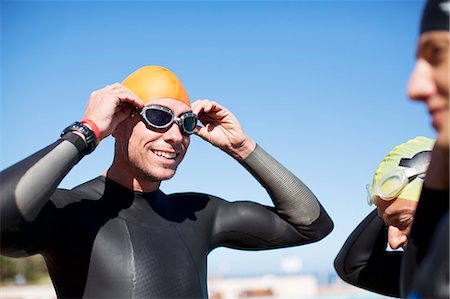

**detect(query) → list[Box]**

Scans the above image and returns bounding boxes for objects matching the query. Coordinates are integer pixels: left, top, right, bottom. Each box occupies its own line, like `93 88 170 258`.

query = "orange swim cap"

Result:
122 66 190 106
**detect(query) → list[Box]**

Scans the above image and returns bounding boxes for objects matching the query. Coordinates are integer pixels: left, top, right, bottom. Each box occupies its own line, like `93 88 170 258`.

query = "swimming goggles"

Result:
366 151 431 205
139 105 198 135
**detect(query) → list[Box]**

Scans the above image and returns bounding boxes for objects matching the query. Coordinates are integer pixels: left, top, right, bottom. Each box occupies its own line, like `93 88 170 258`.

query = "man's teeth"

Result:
153 150 177 159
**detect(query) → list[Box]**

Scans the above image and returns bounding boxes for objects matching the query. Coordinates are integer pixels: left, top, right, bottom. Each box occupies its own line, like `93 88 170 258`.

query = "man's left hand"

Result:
192 99 256 161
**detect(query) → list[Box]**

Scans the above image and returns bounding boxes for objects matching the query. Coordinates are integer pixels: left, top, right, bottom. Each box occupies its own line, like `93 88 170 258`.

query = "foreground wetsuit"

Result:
401 187 449 298
1 133 333 298
334 209 403 298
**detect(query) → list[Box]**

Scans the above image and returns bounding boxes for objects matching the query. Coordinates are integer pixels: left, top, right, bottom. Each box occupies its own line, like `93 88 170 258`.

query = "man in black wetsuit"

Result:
335 0 449 298
401 0 449 297
0 65 333 298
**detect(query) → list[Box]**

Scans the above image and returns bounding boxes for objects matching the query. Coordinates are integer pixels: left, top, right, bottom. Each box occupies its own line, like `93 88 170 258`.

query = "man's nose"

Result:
388 225 408 250
164 122 184 144
407 59 436 102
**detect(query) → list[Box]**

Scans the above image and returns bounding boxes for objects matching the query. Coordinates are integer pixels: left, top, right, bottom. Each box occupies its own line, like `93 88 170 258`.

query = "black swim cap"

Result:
420 0 450 34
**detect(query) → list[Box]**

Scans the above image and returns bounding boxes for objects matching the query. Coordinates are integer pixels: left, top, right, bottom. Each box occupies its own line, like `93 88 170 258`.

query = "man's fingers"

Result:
114 87 144 109
192 99 218 115
118 85 144 108
194 125 214 141
83 83 144 140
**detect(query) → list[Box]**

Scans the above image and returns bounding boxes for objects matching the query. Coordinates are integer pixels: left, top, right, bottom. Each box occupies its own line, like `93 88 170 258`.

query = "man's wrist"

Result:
81 119 101 143
232 138 257 161
60 131 88 157
61 121 97 155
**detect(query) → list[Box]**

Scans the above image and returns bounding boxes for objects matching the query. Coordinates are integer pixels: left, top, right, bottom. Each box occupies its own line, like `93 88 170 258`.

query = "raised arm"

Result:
0 83 143 256
334 210 403 297
0 132 95 257
192 99 333 247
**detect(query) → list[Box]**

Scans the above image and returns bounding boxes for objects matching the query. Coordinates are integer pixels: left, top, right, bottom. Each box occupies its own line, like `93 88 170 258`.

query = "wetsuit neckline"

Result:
98 175 161 198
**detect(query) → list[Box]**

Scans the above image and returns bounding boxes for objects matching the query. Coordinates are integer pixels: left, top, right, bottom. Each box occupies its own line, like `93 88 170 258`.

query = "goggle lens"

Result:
380 175 404 196
146 109 173 127
183 115 197 133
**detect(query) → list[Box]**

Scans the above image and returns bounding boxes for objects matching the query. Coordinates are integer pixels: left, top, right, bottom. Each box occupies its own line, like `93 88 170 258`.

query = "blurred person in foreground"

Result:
401 0 449 297
336 0 449 298
334 136 434 298
0 65 333 298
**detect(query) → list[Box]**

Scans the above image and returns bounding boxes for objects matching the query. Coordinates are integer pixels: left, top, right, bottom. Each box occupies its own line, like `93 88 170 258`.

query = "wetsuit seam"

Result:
123 219 136 299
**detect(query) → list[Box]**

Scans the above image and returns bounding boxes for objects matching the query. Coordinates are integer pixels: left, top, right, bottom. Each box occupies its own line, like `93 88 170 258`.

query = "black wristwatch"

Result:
61 121 97 154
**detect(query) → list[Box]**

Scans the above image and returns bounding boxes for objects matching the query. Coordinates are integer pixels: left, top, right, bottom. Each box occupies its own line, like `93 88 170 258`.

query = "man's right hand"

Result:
82 83 144 141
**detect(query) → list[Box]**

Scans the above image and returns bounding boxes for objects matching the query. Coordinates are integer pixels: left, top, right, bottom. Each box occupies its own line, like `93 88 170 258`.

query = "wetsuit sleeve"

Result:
240 144 333 235
401 186 450 297
210 144 333 249
0 133 87 257
334 209 403 298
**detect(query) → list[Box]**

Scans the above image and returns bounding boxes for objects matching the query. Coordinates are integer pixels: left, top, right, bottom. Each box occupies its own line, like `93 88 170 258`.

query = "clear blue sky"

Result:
1 0 433 278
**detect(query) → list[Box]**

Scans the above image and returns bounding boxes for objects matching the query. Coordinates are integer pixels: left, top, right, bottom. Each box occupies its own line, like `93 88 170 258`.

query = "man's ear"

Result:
112 127 119 138
113 114 139 138
112 120 126 138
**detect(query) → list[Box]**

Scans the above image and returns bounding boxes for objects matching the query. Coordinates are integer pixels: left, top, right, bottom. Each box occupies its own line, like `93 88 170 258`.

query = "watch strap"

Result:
61 121 97 154
60 131 88 156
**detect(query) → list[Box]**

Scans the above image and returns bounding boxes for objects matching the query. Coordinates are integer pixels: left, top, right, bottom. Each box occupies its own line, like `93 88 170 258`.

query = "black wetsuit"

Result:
401 187 449 298
334 209 403 298
1 133 333 298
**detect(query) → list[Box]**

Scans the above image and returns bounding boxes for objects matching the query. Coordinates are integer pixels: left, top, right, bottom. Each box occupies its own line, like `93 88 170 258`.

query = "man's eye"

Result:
396 218 413 228
424 44 448 66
